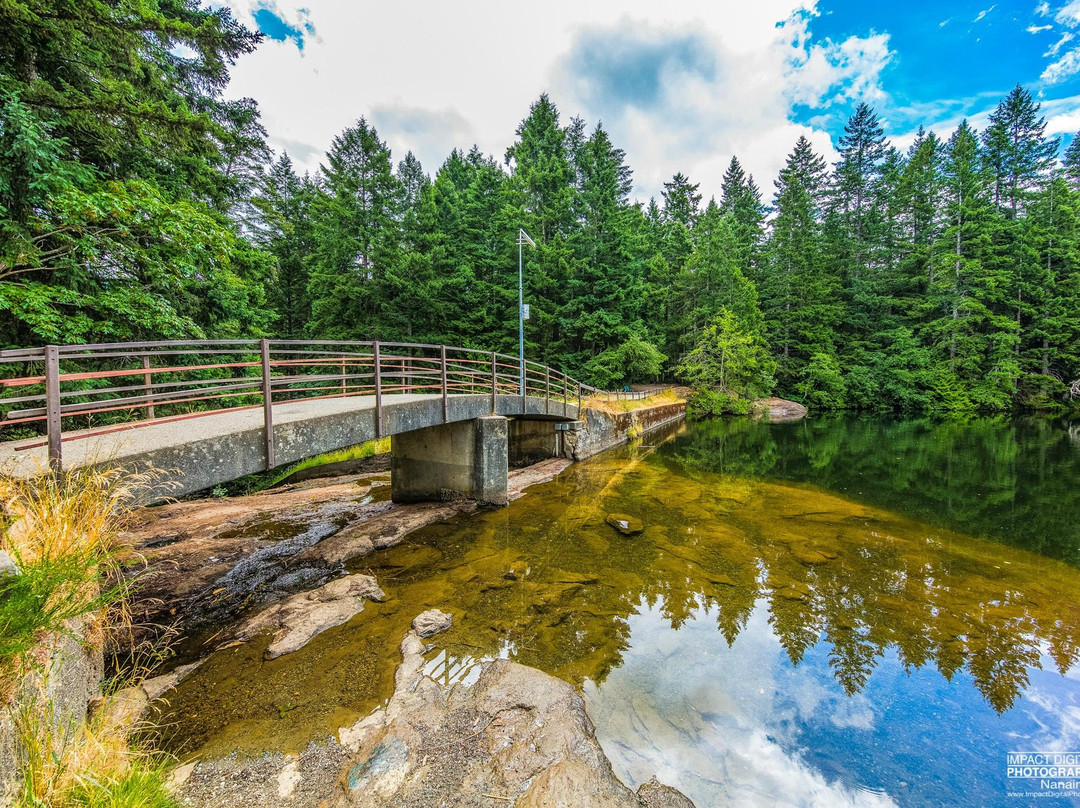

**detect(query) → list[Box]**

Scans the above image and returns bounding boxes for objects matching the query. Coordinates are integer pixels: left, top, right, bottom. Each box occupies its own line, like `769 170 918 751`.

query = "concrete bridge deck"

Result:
0 392 579 500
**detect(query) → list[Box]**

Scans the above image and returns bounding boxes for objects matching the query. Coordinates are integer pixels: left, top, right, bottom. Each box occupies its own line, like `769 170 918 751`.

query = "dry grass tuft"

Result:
0 464 154 569
583 388 684 415
13 690 174 808
0 465 177 806
0 465 159 694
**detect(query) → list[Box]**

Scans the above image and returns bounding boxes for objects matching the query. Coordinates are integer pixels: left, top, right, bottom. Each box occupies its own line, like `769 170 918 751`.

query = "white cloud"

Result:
1056 0 1080 26
1046 31 1075 56
1028 23 1054 33
584 602 898 808
1043 48 1080 82
1040 92 1080 133
218 1 889 202
973 5 996 23
1037 1 1052 16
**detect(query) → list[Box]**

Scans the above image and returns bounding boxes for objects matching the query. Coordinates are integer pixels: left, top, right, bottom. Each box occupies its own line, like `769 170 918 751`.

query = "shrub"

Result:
583 335 667 389
687 388 753 418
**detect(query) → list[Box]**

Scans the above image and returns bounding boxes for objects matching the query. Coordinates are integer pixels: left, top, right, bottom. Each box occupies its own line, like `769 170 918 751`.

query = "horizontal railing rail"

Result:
0 339 629 475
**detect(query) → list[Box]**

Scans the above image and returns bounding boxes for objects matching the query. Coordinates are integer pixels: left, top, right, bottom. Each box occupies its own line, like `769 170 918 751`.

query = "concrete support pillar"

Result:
391 416 508 505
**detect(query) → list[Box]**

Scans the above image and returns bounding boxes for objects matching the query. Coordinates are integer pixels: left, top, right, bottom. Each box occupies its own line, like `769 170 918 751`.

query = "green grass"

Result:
59 763 177 808
0 557 117 684
217 437 391 496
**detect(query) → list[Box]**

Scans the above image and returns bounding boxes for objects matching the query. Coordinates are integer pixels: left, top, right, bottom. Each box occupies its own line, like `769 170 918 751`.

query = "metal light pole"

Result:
517 228 535 395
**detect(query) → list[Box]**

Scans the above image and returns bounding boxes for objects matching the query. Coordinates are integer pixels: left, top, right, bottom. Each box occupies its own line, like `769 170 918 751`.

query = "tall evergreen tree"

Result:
0 0 271 344
307 118 402 339
981 85 1058 215
831 103 888 280
760 137 838 388
505 95 577 363
720 156 766 275
250 154 316 338
565 123 643 366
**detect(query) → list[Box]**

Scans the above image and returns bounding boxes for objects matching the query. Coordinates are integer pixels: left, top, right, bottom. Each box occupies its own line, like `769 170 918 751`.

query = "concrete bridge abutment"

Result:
508 419 560 466
390 416 509 506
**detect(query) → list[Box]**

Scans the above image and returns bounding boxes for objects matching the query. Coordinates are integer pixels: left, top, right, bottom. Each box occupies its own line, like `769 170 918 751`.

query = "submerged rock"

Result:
790 546 832 566
606 513 644 535
411 608 452 638
236 574 386 660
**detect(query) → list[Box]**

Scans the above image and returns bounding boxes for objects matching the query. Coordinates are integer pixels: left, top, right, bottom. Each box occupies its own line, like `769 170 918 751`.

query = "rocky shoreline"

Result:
121 458 573 653
115 448 696 806
171 615 695 807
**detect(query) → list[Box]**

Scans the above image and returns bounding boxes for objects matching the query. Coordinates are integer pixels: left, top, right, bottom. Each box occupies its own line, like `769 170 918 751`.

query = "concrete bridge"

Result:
0 340 646 503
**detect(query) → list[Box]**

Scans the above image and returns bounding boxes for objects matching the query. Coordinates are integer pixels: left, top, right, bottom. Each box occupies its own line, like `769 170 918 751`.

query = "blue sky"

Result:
226 1 1080 201
796 0 1080 145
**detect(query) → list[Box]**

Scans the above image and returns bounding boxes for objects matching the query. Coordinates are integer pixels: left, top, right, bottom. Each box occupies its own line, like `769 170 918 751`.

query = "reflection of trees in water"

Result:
663 416 1080 565
427 443 1080 716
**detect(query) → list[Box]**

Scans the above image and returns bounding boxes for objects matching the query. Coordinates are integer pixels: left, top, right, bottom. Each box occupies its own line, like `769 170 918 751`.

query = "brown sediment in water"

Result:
151 432 1080 761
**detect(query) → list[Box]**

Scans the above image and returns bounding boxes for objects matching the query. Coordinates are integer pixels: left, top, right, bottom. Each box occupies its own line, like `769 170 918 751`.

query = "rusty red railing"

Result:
0 339 643 474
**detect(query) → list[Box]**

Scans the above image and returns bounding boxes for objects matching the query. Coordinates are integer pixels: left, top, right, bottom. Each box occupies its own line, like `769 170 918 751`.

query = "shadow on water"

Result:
156 417 1080 806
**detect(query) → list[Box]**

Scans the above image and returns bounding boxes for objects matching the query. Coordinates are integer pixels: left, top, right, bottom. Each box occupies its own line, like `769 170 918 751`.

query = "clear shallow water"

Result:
160 416 1080 807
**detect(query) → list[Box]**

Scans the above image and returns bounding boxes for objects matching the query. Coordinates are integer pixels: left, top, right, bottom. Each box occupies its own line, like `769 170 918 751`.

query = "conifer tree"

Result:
720 156 767 275
760 137 839 388
307 118 402 339
250 154 316 338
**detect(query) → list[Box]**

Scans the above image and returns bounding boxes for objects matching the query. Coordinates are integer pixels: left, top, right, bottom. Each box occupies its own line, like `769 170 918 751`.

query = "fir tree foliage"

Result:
2 14 1078 416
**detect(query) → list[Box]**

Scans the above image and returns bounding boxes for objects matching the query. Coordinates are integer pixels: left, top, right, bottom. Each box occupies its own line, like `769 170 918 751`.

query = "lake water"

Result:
160 415 1080 807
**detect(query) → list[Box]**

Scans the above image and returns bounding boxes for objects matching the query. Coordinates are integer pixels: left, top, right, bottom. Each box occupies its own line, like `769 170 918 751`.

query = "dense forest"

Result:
3 1 1080 412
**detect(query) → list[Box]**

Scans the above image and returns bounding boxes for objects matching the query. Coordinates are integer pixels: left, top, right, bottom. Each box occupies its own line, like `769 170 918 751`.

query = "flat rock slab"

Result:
236 574 386 659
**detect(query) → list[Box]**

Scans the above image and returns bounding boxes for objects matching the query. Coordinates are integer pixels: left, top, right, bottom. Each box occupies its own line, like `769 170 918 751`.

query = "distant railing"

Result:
0 339 616 473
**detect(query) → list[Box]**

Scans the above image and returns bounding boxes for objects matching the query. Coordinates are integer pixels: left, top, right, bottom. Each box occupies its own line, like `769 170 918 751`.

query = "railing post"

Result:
577 383 582 413
45 345 62 477
373 341 383 438
440 345 448 423
260 339 275 470
341 357 347 396
562 373 567 417
142 354 155 420
545 367 550 415
491 352 497 415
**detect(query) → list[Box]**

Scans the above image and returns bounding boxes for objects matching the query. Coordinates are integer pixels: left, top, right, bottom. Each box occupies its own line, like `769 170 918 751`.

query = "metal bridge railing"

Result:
0 339 615 474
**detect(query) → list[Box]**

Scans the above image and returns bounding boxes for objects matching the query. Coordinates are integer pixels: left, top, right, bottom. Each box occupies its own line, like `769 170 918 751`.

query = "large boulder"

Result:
335 628 696 808
752 398 808 423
